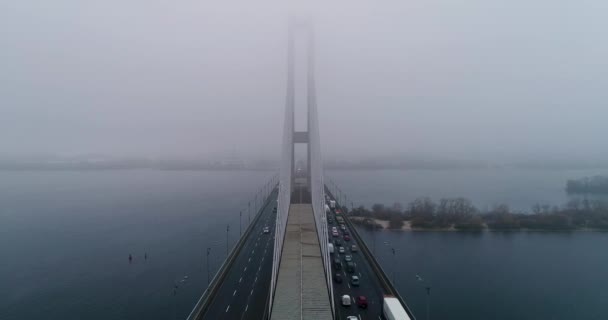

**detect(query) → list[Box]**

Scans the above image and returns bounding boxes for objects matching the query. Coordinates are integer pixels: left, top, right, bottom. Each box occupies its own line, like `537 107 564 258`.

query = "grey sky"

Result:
1 0 607 162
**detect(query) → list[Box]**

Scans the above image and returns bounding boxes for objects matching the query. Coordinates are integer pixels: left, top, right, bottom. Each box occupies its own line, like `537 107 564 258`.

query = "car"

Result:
332 226 337 231
340 224 346 231
344 254 352 262
263 226 270 234
334 258 342 270
336 209 342 214
272 207 277 213
343 230 350 235
339 246 345 254
341 295 352 306
351 245 358 252
356 296 368 308
334 273 343 283
346 261 355 273
347 317 358 320
332 231 339 237
351 275 360 286
343 235 351 241
334 239 342 246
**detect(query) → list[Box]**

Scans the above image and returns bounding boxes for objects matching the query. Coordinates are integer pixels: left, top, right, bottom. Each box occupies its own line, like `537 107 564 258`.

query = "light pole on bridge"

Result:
206 247 211 286
391 247 396 284
426 286 431 320
226 225 230 257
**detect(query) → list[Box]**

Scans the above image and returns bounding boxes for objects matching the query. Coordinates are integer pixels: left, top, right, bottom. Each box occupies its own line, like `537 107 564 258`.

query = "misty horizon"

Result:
2 0 607 164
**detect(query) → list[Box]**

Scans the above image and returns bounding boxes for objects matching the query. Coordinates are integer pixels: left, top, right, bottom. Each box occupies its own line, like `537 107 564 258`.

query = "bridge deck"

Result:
271 204 332 320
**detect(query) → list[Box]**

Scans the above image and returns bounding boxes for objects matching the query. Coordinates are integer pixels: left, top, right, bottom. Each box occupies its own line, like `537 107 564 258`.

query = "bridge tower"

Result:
270 19 334 319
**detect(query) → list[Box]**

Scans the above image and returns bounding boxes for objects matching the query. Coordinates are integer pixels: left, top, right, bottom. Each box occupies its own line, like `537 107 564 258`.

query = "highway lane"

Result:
202 190 277 320
327 199 387 320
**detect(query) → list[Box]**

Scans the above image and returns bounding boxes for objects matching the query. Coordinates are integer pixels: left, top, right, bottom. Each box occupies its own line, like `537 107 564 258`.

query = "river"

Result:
1 168 607 319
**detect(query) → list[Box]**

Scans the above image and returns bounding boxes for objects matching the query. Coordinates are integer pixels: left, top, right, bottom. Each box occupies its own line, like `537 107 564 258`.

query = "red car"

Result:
343 235 351 241
356 296 368 308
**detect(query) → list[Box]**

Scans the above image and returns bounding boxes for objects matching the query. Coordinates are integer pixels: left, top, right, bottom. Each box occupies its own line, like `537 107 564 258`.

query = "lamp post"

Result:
226 225 230 257
206 248 211 286
425 286 431 320
391 247 396 284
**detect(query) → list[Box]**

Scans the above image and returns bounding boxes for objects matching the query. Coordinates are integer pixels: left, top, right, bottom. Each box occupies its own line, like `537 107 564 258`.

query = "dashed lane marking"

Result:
225 305 230 312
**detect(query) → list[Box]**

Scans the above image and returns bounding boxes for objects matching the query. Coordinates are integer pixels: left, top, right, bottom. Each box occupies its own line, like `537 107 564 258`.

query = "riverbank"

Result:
350 216 608 232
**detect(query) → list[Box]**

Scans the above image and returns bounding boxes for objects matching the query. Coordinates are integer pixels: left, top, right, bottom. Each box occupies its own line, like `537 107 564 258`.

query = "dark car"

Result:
334 258 342 270
346 262 355 273
344 235 351 241
334 273 343 283
356 296 368 308
343 230 350 235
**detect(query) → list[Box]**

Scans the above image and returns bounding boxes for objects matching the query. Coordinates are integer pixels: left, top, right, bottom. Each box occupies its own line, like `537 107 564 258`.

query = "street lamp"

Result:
206 248 211 286
391 247 396 284
425 286 431 320
416 274 431 320
226 225 230 256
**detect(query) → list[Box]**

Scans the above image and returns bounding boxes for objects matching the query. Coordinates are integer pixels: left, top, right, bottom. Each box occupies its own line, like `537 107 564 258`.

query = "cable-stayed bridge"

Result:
187 21 416 320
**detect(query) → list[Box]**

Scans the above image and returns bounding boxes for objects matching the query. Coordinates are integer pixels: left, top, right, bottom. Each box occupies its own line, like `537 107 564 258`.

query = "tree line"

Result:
348 197 608 231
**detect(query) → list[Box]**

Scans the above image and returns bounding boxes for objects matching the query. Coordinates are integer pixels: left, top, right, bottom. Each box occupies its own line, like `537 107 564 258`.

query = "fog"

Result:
2 0 607 164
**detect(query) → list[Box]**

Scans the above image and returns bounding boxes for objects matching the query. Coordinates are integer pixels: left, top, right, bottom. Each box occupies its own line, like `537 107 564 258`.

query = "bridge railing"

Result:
186 186 278 320
325 187 417 320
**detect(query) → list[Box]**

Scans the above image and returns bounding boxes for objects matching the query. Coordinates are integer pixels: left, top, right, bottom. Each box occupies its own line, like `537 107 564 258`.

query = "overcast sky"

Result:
1 0 607 162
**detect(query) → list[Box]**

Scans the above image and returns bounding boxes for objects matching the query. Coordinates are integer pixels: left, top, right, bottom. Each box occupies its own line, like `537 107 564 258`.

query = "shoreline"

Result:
350 217 608 233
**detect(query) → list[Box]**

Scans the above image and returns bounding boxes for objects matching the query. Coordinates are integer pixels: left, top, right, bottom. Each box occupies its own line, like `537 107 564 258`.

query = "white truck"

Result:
328 243 334 254
325 204 330 213
383 295 411 320
329 200 336 209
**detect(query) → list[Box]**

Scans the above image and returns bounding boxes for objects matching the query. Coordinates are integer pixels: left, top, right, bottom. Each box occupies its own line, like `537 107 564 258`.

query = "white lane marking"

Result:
252 250 254 254
233 289 237 296
225 305 230 312
258 265 261 271
245 304 249 312
244 267 247 272
255 276 258 282
248 258 251 262
359 272 362 277
250 288 254 295
239 277 243 283
347 283 351 288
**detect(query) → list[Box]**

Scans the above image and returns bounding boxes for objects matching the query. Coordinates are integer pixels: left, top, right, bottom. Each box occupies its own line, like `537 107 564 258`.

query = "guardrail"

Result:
186 186 278 320
325 187 417 320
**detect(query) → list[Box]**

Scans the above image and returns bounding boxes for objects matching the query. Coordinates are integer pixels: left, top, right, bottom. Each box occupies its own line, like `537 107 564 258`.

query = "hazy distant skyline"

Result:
2 0 607 163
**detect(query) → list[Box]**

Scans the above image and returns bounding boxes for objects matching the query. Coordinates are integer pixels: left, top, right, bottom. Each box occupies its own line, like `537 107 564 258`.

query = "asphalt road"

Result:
327 200 387 320
202 190 278 320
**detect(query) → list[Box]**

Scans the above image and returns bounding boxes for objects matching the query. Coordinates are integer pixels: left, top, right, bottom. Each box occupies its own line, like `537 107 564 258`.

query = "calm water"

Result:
0 170 274 320
1 168 608 319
